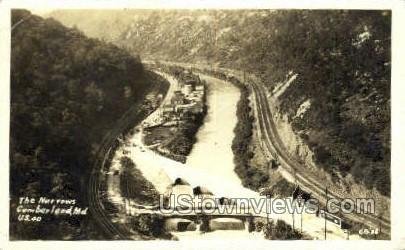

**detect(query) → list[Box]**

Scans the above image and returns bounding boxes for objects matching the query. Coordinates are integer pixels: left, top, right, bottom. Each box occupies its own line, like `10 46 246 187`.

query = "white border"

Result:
1 1 404 249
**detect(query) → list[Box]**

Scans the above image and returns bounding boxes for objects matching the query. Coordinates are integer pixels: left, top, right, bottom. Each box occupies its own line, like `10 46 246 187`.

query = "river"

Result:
186 74 242 186
110 70 350 240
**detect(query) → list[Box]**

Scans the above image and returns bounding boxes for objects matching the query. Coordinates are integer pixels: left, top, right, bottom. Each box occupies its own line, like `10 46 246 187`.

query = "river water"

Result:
119 72 349 240
186 74 242 186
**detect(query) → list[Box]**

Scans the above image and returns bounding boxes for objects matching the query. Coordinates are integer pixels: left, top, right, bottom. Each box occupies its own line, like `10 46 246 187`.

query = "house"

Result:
163 178 194 208
171 91 186 105
162 104 174 115
195 84 204 92
193 186 214 201
175 103 194 114
182 84 193 95
209 218 245 231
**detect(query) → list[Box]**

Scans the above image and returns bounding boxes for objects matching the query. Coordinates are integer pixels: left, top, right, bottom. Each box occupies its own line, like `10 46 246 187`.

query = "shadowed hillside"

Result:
49 9 391 197
10 9 167 239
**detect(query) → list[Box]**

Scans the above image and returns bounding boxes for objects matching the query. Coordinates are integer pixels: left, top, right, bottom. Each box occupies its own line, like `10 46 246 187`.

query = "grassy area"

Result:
144 126 177 146
164 111 206 157
119 156 160 205
263 220 306 240
144 64 207 163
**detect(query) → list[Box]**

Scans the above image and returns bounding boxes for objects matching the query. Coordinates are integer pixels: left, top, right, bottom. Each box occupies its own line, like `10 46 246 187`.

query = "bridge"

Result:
123 200 269 233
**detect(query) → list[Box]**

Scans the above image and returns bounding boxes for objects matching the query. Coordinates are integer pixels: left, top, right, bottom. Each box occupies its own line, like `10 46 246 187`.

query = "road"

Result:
87 71 167 240
88 105 142 240
141 71 179 128
250 80 390 237
150 61 390 238
115 69 358 240
92 62 388 240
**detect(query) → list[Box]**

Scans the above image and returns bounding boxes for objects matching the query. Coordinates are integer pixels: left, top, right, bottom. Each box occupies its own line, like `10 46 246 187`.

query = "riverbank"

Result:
143 65 207 163
125 68 358 240
186 74 242 186
190 68 274 191
95 70 173 240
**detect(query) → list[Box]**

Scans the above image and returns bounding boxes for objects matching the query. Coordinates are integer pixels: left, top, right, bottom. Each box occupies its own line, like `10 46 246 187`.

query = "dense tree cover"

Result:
10 10 159 239
129 214 172 239
263 220 303 240
228 76 271 191
119 157 160 205
155 65 207 161
50 10 391 195
265 178 296 198
164 111 206 159
265 11 391 196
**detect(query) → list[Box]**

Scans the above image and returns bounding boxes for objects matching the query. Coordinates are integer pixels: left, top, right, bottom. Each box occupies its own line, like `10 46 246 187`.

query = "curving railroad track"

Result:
250 80 391 238
88 103 147 239
87 73 167 239
154 61 391 238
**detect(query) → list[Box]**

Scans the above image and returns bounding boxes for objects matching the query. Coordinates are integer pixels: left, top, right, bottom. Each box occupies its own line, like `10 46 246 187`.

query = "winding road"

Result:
153 61 390 238
89 62 389 240
250 79 390 238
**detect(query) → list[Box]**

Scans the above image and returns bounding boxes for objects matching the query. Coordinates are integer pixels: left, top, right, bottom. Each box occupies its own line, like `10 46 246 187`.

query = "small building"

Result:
171 91 186 105
193 186 214 207
183 84 194 95
146 93 156 100
175 103 195 114
163 178 194 208
162 104 174 115
195 84 204 92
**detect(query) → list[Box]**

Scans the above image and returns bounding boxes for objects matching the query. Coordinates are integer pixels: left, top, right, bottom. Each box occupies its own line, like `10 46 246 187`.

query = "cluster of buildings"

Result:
162 178 214 209
161 71 205 124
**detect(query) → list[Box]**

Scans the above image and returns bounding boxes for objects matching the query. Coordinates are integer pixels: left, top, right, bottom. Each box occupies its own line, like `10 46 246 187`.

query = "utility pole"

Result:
301 209 303 234
324 190 327 240
292 209 295 231
266 194 270 224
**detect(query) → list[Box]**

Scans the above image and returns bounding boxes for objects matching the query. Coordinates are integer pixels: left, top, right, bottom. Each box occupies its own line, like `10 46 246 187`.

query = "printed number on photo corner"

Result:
358 228 379 235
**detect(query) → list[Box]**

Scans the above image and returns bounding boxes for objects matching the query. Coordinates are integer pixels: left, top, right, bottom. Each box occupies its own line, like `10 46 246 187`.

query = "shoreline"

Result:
142 65 208 163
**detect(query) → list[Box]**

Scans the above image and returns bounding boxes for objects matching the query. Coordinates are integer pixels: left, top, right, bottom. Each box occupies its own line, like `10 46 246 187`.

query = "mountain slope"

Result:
10 9 163 239
47 9 391 197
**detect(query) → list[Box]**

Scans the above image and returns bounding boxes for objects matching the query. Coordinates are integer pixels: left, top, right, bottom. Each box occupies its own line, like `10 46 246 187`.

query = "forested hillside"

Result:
10 10 163 239
48 10 391 196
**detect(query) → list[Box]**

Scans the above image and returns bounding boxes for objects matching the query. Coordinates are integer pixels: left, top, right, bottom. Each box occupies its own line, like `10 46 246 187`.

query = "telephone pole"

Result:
292 209 295 231
324 186 328 240
301 209 303 233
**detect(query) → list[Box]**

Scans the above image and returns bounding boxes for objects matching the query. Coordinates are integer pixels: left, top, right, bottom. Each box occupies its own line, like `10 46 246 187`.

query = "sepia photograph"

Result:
2 1 402 247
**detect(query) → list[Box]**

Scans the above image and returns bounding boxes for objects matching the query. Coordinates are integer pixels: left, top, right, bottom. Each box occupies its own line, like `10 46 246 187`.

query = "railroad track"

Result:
88 145 129 239
250 81 391 236
87 70 171 239
88 105 145 239
150 61 391 237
